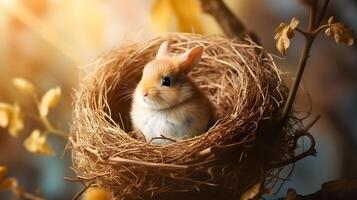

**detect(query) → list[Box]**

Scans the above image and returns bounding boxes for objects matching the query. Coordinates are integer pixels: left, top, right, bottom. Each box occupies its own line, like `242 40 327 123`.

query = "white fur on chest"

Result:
131 106 195 141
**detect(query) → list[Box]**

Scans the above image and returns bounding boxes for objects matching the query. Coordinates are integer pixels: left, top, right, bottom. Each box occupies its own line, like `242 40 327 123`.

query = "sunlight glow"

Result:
0 0 83 65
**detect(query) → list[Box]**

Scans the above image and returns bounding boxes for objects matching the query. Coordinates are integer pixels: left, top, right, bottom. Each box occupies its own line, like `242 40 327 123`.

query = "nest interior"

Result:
70 33 295 200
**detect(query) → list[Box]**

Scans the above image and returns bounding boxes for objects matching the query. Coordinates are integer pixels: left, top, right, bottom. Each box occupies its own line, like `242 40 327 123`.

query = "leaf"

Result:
83 187 110 200
39 87 61 117
151 0 174 32
0 178 17 192
0 103 24 137
0 166 7 182
325 17 354 46
151 0 204 33
274 17 300 55
0 105 10 128
171 0 204 33
8 104 24 137
23 129 55 156
240 183 261 200
12 78 36 96
0 166 17 192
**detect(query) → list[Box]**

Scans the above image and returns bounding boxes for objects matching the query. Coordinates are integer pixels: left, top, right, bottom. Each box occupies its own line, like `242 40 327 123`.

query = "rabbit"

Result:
130 41 215 144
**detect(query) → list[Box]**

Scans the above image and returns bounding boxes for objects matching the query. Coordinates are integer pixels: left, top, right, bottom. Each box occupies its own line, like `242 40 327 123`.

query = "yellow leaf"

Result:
0 103 24 137
240 183 261 200
325 17 354 46
289 17 299 30
0 102 12 111
39 87 61 117
0 166 8 182
151 0 175 32
12 78 37 96
83 187 110 200
8 104 24 137
171 0 204 33
151 0 204 33
0 178 17 192
274 17 300 55
0 107 9 128
0 102 12 109
23 129 54 156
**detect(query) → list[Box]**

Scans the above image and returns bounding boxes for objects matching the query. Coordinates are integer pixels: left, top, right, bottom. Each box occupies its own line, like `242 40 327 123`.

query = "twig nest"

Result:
70 33 292 199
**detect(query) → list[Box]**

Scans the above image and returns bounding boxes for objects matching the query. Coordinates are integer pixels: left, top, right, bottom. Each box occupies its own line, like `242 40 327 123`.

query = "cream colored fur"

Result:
130 41 214 144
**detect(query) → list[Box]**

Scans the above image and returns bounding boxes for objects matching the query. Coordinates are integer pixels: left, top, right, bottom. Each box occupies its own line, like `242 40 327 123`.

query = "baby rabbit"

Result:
130 41 215 144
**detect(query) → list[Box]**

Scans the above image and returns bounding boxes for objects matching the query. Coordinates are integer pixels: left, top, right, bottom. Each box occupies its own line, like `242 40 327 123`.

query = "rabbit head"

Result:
134 41 204 110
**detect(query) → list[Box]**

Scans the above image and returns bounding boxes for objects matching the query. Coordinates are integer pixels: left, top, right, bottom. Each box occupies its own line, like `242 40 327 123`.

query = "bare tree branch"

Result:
199 0 246 38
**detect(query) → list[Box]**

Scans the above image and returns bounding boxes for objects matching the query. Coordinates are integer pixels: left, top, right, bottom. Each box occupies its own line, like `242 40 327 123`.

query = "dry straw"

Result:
69 33 299 200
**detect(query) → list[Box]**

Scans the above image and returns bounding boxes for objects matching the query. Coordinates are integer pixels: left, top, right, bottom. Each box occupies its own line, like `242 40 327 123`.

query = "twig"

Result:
197 137 254 157
22 103 68 139
41 115 68 138
270 131 316 168
107 157 189 170
64 177 82 182
16 189 45 200
72 184 90 200
312 24 329 35
148 134 177 144
83 146 189 170
270 116 320 168
30 90 68 139
301 115 320 132
295 28 308 36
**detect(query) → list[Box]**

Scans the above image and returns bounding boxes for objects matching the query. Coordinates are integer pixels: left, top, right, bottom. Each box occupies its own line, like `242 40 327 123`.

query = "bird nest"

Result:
69 33 301 200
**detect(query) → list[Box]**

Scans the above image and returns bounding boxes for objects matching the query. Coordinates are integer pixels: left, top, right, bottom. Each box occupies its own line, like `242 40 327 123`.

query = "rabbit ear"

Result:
178 46 204 74
156 41 170 59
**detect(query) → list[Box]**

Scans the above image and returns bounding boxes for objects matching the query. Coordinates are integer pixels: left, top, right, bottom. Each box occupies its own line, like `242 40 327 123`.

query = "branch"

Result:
308 0 318 31
282 179 357 200
279 0 333 128
316 0 330 26
280 35 315 125
199 0 246 38
279 1 324 127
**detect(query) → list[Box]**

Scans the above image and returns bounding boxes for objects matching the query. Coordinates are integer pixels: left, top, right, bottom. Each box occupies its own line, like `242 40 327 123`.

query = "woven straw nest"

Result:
69 33 299 200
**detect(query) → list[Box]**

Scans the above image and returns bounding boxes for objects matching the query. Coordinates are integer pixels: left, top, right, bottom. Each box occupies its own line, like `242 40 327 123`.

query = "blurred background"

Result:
0 0 356 199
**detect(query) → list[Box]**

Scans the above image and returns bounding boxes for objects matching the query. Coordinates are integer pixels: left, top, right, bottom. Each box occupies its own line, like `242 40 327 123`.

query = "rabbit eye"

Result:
162 76 171 87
